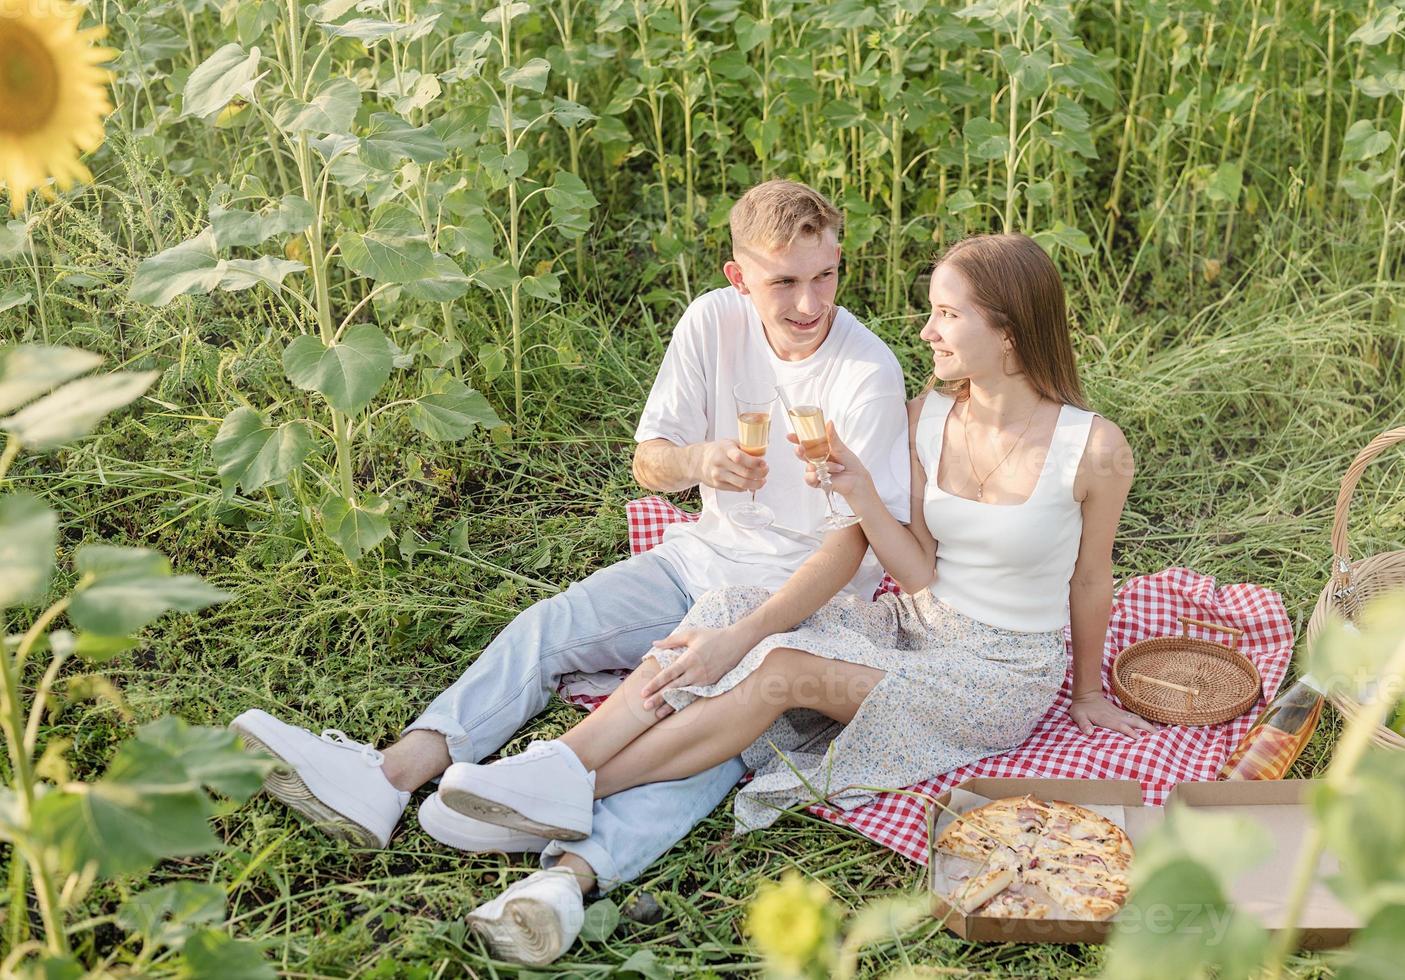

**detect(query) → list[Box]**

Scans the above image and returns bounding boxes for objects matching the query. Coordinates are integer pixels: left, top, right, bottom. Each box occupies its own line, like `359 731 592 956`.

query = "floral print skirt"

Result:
644 585 1067 832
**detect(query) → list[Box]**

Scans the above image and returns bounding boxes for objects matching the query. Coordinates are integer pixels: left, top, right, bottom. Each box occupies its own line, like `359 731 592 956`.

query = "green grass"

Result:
11 223 1403 976
7 0 1405 974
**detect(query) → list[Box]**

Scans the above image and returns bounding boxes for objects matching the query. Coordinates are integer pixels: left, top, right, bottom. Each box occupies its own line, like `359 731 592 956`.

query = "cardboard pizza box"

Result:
925 777 1358 947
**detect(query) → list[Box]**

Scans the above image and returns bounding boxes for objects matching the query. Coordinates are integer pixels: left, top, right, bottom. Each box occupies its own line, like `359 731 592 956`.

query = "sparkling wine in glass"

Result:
779 379 861 531
729 382 776 529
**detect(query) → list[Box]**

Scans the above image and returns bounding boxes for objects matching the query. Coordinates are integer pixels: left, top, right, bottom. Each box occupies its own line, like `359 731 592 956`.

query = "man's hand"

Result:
699 439 768 492
1069 692 1158 738
640 626 755 714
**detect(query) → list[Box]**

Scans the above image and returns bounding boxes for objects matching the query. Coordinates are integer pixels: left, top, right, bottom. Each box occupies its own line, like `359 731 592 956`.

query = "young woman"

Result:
440 233 1150 844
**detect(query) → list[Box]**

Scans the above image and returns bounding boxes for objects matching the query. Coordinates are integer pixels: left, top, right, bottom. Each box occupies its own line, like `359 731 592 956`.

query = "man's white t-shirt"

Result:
635 286 910 600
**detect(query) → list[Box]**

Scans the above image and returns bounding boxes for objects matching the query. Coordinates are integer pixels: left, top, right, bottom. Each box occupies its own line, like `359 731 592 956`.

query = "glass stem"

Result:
815 460 839 516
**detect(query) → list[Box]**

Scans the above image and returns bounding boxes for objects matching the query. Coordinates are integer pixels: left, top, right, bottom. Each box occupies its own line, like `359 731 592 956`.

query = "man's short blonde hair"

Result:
729 180 843 253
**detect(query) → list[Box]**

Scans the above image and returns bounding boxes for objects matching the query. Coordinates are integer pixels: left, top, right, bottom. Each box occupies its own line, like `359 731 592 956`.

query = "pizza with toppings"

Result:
979 892 1050 919
935 795 1133 921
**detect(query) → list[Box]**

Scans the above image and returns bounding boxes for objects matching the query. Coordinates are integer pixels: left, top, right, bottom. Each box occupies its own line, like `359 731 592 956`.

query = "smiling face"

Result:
724 228 841 361
920 261 1011 383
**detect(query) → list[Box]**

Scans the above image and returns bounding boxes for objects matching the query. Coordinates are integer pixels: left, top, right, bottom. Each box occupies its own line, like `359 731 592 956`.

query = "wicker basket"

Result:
1111 616 1262 725
1304 425 1405 751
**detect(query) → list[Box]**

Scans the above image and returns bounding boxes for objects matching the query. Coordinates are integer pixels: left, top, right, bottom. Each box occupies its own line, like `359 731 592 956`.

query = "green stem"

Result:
24 649 70 756
888 51 905 309
0 602 68 955
1003 50 1019 232
1221 0 1281 256
1332 0 1375 215
284 0 303 91
0 436 20 485
25 233 49 345
1105 17 1151 241
496 11 526 418
1319 9 1336 204
678 0 696 293
8 853 27 955
559 0 586 289
13 596 67 678
510 281 523 420
759 0 772 179
1373 94 1405 303
331 411 355 500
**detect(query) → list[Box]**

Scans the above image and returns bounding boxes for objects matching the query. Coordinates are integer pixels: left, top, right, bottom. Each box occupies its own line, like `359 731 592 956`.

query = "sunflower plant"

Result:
0 344 273 977
0 0 115 215
745 870 929 979
125 0 600 562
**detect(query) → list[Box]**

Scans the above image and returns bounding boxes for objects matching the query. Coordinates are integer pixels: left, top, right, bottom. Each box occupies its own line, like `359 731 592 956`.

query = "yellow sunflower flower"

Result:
0 0 116 215
745 871 836 977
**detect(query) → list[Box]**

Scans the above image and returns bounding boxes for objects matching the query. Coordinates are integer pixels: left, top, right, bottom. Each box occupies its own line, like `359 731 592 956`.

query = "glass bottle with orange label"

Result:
1218 674 1324 780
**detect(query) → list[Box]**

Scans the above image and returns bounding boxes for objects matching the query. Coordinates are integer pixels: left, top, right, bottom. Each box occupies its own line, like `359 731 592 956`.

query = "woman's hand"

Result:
788 421 874 500
639 626 754 714
1069 692 1158 738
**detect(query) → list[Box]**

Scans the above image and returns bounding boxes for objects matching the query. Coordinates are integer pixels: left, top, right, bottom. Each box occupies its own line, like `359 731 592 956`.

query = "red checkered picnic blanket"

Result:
561 495 1295 864
625 495 903 598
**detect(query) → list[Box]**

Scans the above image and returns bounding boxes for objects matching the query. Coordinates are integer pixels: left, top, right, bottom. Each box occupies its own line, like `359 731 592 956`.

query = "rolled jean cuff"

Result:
401 713 476 764
540 837 624 897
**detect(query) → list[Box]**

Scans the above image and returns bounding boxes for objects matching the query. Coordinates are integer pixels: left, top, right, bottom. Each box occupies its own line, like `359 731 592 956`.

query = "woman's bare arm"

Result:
798 394 938 593
1066 418 1154 736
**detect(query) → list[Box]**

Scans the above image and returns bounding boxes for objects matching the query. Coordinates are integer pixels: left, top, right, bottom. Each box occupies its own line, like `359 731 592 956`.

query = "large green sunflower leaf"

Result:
0 344 102 414
210 192 314 249
282 323 394 414
130 229 223 306
183 930 275 980
69 574 230 635
0 492 58 607
319 492 392 561
31 719 268 879
358 112 447 169
75 544 171 579
212 407 315 496
337 229 439 284
0 371 159 449
118 882 226 951
182 43 264 121
407 380 502 441
273 76 361 134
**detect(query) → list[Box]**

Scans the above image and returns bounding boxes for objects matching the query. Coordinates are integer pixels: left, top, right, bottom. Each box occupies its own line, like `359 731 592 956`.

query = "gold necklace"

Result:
962 398 1041 500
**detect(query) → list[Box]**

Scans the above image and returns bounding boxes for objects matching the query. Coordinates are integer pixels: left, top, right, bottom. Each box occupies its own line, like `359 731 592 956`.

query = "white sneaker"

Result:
230 708 409 848
467 867 585 966
438 740 594 841
417 793 551 853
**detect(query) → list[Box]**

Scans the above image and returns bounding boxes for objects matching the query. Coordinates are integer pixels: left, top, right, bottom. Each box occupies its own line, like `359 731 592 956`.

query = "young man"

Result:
229 180 910 966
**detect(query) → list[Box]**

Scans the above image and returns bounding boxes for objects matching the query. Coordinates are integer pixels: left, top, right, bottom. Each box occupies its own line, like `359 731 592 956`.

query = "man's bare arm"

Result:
633 438 767 493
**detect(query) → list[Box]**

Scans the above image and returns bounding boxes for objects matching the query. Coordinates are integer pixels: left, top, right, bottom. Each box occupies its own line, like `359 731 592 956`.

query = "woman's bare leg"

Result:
557 658 669 772
593 648 884 797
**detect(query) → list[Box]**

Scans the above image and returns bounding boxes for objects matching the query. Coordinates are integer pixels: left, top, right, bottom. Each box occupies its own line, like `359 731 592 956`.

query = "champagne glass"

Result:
778 376 861 531
729 381 777 529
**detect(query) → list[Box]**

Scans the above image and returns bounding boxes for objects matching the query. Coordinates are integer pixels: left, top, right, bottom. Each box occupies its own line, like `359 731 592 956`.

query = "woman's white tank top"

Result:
915 390 1097 632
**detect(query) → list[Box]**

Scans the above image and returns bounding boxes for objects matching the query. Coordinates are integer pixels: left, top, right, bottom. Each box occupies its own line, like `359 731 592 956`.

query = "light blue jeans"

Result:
404 549 747 894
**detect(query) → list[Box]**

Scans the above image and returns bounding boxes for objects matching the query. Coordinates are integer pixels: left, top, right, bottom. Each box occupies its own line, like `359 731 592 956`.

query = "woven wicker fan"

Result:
1304 425 1405 751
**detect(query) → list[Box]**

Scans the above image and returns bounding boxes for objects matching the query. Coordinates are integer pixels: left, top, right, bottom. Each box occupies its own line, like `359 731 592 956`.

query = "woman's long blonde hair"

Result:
922 234 1089 411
